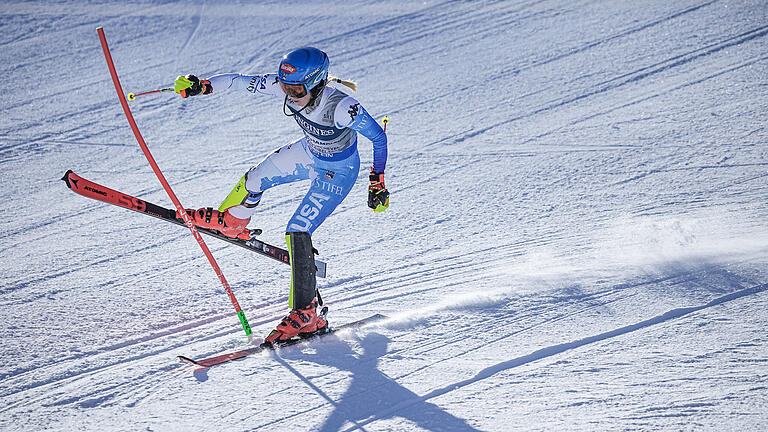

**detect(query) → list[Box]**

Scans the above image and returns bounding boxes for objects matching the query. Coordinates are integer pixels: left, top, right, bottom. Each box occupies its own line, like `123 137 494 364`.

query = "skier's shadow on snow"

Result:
276 332 483 432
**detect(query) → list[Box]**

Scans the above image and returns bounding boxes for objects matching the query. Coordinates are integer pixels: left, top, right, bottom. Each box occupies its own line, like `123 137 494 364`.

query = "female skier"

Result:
173 47 389 345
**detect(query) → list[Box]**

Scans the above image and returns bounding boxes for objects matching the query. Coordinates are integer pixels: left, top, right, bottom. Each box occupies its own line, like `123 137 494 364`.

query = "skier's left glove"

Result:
368 169 389 213
174 74 212 98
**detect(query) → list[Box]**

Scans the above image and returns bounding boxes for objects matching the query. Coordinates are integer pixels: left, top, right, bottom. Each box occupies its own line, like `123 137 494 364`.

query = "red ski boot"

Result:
263 300 328 346
178 207 252 240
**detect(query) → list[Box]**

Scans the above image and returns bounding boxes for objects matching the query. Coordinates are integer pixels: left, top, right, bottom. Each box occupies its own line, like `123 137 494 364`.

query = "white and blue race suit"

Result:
207 73 387 234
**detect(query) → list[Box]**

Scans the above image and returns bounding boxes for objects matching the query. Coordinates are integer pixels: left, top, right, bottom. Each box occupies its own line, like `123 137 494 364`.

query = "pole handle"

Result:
127 87 174 102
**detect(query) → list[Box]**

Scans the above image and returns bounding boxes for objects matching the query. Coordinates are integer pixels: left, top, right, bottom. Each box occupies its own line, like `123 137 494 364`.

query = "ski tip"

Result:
61 170 74 187
178 355 206 367
360 314 389 325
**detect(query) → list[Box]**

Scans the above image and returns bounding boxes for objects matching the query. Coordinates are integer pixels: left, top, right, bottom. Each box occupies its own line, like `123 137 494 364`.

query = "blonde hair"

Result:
328 75 357 92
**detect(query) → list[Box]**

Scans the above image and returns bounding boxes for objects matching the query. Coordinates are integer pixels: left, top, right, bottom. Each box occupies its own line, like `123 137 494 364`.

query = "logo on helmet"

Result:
304 65 322 81
280 63 296 74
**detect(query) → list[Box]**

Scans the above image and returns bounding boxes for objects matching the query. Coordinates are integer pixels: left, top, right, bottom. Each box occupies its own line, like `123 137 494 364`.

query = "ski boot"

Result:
177 207 258 240
261 300 329 347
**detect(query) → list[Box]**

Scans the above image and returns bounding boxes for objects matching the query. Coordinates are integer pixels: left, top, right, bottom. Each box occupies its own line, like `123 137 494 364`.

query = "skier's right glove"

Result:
174 74 212 98
368 169 389 213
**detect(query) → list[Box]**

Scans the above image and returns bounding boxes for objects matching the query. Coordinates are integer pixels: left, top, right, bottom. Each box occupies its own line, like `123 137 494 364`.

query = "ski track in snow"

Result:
2 0 768 430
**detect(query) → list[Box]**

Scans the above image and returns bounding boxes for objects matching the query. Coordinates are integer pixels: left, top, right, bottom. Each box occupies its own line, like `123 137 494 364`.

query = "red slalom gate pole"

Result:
96 27 253 340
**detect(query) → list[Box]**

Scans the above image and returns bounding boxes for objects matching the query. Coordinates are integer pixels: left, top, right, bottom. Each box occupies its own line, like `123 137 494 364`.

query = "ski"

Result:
61 170 327 278
178 313 388 368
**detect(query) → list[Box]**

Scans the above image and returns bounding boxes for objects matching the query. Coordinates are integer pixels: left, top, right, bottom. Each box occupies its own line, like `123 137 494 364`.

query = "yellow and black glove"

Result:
174 74 212 98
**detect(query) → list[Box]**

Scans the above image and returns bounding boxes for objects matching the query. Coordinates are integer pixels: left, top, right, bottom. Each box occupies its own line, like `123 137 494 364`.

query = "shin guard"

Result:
219 174 262 212
286 231 317 310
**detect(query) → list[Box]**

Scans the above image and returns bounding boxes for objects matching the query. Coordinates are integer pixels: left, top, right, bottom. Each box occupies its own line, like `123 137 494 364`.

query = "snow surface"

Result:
2 0 768 431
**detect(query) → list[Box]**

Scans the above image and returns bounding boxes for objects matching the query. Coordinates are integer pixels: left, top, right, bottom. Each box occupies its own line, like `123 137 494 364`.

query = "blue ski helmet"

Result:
278 47 329 95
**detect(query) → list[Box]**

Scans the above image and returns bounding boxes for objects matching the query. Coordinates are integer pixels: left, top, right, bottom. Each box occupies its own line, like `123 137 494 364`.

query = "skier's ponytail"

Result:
328 75 357 92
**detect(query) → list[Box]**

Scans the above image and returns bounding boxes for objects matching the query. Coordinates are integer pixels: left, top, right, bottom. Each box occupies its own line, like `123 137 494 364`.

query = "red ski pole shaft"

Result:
127 87 174 101
96 27 253 340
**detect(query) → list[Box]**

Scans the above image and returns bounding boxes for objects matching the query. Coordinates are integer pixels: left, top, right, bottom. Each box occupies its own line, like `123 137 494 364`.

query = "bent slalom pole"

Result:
127 87 173 101
96 27 253 340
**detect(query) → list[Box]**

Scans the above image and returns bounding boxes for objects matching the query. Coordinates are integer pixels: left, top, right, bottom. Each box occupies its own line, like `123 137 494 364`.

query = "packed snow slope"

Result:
2 1 767 430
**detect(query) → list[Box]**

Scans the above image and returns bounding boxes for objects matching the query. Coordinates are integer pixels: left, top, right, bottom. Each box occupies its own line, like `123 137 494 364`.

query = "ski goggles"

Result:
279 82 308 99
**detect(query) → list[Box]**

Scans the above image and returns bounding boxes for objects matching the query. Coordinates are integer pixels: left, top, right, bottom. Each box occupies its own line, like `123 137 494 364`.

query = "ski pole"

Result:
382 116 389 132
127 87 173 101
96 27 253 341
